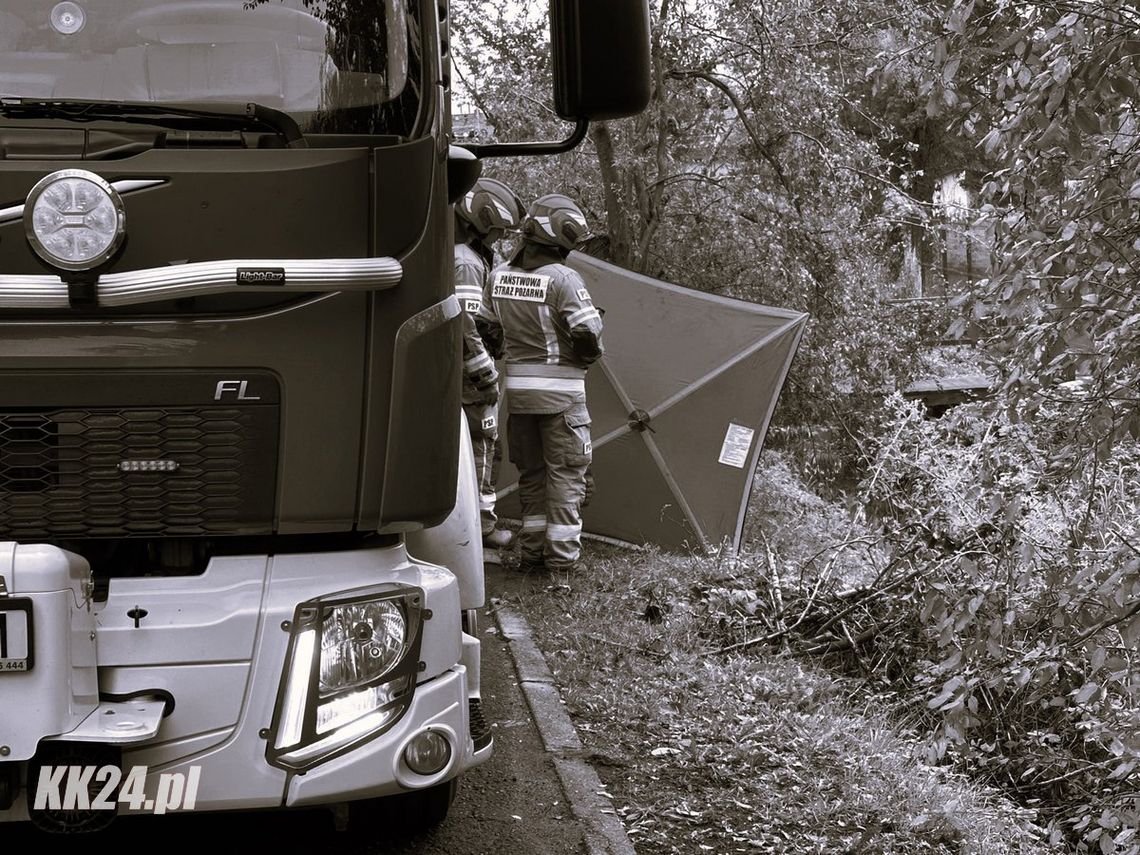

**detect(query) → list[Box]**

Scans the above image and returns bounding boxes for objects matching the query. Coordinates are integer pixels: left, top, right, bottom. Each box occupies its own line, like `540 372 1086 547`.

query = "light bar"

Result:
0 257 403 308
118 459 180 472
0 179 164 227
276 629 317 751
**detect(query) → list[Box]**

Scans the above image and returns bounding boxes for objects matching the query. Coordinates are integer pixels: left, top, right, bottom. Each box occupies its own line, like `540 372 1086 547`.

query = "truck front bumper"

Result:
0 543 490 822
287 664 489 807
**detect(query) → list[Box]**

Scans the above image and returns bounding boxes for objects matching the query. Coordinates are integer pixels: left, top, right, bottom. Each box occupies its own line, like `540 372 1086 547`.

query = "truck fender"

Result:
405 412 486 611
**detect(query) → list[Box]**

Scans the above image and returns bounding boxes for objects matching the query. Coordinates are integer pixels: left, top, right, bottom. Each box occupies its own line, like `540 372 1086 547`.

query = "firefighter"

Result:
477 194 602 573
455 177 525 554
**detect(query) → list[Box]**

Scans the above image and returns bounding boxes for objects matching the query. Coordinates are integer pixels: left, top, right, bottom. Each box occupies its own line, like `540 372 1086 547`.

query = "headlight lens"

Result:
316 679 410 734
25 170 125 271
319 600 408 693
267 586 424 772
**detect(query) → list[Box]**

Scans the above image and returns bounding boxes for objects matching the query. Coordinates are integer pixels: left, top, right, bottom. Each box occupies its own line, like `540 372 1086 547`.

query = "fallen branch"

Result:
801 631 844 647
703 627 788 657
1071 598 1140 645
1025 758 1115 789
758 529 787 635
840 619 870 671
796 533 884 572
811 567 923 638
584 632 668 661
802 618 902 655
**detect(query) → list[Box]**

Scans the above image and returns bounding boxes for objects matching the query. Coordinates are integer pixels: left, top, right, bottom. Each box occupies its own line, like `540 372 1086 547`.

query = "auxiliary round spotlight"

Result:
24 170 125 272
49 2 86 35
403 730 451 776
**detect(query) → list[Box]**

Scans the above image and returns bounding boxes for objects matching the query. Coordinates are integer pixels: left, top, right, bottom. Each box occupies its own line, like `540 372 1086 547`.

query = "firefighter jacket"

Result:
455 242 498 405
477 244 604 415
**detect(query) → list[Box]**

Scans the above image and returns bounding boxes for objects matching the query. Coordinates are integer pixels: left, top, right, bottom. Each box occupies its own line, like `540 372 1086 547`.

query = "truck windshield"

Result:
0 0 421 137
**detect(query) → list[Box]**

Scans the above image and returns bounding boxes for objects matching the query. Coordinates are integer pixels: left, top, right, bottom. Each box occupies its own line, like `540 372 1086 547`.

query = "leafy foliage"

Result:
723 423 1139 852
933 2 1140 461
858 397 1140 854
907 4 1140 848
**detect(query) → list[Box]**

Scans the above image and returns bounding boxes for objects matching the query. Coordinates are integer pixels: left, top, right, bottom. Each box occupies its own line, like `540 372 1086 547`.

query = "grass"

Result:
504 549 1055 854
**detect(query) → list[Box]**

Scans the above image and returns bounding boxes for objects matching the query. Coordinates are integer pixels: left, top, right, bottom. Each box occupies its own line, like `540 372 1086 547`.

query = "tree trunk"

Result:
590 122 635 267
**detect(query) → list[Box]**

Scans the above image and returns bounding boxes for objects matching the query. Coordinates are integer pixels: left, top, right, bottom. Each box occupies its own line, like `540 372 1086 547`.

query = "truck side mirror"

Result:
551 0 652 121
462 0 652 159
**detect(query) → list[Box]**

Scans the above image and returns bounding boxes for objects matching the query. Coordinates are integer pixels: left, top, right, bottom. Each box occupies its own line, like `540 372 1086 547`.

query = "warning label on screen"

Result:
718 423 755 468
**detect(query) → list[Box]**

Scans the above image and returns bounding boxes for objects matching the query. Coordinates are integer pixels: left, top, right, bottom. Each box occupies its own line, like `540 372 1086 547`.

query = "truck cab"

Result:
0 0 649 834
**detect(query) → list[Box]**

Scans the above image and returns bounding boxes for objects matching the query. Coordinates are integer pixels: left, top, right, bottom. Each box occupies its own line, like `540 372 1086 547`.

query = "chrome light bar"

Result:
0 178 165 227
0 257 403 308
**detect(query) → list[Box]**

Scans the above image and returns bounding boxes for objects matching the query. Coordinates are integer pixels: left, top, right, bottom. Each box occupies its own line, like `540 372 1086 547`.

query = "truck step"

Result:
469 697 492 752
46 698 166 744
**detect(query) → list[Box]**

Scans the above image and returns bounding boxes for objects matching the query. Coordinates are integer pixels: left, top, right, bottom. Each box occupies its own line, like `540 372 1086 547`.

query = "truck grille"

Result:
0 406 279 539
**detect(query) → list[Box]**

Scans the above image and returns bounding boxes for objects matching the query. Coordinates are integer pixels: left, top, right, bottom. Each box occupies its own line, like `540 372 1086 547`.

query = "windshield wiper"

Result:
0 98 306 148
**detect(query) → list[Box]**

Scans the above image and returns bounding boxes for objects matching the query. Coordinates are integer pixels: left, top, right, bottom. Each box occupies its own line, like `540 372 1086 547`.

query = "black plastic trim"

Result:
99 688 176 718
462 119 589 159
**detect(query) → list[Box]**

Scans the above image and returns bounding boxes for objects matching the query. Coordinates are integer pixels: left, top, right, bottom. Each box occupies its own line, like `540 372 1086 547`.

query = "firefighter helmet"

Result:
456 177 524 237
521 194 592 250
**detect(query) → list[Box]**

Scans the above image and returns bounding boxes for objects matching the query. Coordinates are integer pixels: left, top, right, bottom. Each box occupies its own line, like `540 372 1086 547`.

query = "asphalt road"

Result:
9 576 587 855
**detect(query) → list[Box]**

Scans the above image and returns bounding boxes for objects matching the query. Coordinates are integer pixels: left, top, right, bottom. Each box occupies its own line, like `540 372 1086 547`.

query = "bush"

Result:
851 396 1140 853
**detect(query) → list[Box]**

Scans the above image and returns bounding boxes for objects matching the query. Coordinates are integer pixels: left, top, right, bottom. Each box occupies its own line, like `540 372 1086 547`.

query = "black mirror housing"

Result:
551 0 652 122
447 145 482 204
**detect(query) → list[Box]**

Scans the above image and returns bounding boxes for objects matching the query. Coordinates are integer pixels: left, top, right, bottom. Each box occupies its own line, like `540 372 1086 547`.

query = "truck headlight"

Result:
319 600 407 693
25 169 125 272
267 585 424 771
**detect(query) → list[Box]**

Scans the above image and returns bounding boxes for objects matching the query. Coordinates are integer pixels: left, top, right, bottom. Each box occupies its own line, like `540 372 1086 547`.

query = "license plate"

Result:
0 598 34 672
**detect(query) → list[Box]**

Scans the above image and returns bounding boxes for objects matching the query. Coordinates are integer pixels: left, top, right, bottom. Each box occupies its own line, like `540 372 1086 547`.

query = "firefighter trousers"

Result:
507 403 593 568
463 401 502 535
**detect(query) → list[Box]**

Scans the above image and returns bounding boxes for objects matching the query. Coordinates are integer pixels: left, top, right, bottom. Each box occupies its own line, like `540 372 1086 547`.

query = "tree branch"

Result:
668 68 801 214
1072 598 1140 645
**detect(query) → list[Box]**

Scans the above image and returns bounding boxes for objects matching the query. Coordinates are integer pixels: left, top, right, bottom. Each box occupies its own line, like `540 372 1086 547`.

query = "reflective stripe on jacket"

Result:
504 363 587 397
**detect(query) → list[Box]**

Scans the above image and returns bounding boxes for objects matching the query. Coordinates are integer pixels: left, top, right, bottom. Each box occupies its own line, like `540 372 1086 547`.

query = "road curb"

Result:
494 604 637 855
